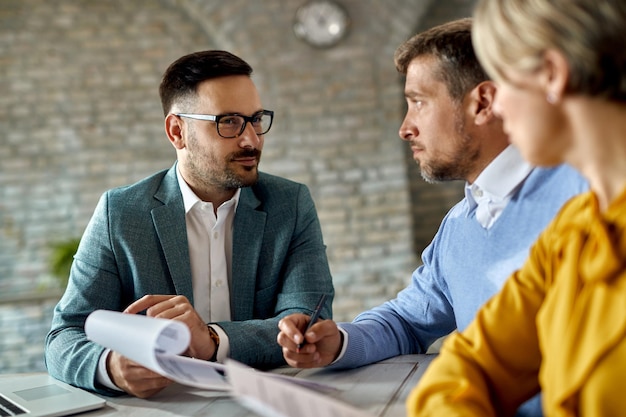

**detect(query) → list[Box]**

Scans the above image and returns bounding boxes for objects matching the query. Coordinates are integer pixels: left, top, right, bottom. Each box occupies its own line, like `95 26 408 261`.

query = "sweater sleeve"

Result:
330 224 458 369
406 221 553 416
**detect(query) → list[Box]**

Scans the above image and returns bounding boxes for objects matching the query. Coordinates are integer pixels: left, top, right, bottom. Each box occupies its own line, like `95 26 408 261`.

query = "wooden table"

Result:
74 354 435 417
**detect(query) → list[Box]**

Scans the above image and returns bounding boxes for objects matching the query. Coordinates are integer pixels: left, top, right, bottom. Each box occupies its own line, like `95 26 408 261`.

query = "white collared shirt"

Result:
176 166 238 362
464 145 534 229
176 168 239 323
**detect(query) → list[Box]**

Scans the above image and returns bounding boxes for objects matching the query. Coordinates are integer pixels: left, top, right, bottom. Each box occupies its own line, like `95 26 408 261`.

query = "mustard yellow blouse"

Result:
408 188 626 417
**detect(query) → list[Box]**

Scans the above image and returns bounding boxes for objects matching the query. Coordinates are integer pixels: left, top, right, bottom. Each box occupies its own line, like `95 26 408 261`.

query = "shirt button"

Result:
473 188 483 198
215 279 223 287
213 232 218 239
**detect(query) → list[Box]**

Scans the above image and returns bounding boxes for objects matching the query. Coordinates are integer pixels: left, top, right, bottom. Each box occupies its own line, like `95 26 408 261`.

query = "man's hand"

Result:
277 313 342 368
106 351 172 398
124 295 216 361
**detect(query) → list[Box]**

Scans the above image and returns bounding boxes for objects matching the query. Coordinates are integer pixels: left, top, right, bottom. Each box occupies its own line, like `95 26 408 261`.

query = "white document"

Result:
85 310 229 390
85 308 341 413
226 360 376 417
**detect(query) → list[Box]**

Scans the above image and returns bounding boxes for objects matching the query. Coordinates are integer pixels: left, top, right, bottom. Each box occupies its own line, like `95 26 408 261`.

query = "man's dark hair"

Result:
159 50 253 116
394 18 489 102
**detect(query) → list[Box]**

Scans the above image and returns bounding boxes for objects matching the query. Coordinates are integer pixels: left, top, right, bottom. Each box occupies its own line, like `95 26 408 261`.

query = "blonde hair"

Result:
472 0 626 101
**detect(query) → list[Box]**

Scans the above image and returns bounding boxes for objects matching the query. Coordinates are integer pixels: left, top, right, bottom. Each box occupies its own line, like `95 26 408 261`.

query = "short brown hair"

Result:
158 50 253 116
394 18 489 102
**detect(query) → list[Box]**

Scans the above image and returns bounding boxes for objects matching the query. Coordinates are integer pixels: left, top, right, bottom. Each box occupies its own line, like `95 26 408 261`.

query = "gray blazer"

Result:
45 164 334 395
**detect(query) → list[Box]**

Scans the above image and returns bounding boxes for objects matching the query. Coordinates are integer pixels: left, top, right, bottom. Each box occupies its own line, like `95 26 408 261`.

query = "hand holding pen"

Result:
277 294 343 368
296 293 328 351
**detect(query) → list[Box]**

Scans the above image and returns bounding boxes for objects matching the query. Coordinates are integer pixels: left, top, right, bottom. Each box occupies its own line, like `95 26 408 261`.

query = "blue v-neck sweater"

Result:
336 164 588 368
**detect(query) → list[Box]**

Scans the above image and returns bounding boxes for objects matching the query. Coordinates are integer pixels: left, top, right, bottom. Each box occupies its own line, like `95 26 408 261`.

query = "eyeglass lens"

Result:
218 113 272 138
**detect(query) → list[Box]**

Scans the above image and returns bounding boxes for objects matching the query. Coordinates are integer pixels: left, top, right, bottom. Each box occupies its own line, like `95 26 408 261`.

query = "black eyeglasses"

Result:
175 110 274 138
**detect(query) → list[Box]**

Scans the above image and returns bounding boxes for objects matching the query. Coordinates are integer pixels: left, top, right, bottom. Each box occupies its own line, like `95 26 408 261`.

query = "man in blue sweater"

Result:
277 18 587 416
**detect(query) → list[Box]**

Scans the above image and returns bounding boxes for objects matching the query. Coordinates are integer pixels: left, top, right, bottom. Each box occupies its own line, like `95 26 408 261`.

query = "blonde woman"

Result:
408 0 626 416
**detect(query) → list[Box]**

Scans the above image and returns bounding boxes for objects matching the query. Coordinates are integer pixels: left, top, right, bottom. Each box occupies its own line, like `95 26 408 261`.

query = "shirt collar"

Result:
176 165 241 214
469 145 534 201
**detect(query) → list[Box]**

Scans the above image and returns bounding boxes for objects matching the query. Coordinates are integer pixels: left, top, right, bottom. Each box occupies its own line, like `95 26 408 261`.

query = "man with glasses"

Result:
45 50 334 399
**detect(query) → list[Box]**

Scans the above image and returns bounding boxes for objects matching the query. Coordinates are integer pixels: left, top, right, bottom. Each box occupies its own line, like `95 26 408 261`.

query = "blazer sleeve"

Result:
45 167 188 395
44 192 127 396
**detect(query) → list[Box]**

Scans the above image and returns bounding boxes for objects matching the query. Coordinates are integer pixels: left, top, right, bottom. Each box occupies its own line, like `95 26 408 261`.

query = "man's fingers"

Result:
124 374 173 398
277 326 306 350
281 347 321 369
278 314 311 345
108 351 174 398
124 294 170 314
301 320 334 343
124 295 189 315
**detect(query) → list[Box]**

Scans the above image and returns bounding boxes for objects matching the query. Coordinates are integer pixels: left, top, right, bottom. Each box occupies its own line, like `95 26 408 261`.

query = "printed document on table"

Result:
85 310 229 390
227 359 376 417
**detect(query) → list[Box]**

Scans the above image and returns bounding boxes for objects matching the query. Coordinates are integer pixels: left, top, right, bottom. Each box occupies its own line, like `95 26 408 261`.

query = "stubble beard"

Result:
419 116 479 184
186 130 261 191
419 157 469 184
205 149 262 191
227 148 262 188
222 154 260 190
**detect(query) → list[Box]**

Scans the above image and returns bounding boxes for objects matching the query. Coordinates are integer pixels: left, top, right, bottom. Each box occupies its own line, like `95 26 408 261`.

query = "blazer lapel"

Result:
231 186 266 321
151 165 194 302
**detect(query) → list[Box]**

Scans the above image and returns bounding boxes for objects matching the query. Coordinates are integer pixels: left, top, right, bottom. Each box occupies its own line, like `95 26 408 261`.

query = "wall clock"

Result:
293 0 350 48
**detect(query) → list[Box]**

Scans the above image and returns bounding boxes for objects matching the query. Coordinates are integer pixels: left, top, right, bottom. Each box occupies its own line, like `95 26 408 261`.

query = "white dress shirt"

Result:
177 168 238 324
176 166 238 362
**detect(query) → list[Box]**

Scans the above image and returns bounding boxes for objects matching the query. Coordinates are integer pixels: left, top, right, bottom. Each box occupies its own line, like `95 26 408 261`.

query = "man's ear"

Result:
471 81 498 126
165 114 186 150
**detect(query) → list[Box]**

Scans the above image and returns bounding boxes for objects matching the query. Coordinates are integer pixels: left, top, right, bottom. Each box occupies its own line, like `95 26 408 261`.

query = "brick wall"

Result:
0 296 59 373
0 0 474 373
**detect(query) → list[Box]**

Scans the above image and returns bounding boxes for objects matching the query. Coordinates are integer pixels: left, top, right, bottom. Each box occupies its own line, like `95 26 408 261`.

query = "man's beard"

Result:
419 117 479 184
186 129 261 191
420 156 470 184
221 149 261 189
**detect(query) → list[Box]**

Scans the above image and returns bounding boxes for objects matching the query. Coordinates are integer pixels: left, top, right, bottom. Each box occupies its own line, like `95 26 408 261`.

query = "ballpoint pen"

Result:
297 293 328 351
